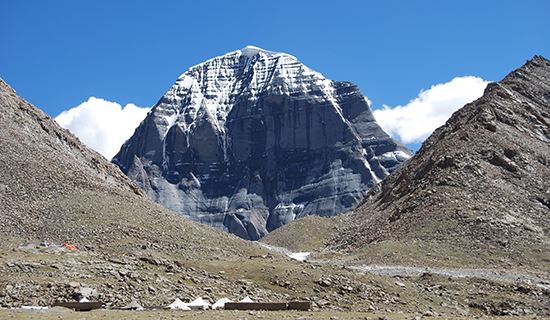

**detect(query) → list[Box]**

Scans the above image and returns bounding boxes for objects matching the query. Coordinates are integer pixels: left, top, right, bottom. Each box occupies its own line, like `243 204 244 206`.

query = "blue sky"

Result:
2 0 549 155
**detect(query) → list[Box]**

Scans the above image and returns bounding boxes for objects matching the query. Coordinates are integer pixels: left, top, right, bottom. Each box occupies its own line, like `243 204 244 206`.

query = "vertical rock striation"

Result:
113 46 411 240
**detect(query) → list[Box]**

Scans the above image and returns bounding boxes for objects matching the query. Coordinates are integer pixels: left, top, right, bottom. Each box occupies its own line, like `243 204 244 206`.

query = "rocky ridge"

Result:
332 56 550 270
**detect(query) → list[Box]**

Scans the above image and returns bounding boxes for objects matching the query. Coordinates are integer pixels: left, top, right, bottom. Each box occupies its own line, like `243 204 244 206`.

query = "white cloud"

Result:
55 97 150 160
373 76 490 144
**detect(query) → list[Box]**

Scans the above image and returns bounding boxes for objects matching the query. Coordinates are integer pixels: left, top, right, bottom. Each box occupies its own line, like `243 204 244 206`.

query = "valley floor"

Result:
261 242 550 291
0 309 542 320
2 243 549 318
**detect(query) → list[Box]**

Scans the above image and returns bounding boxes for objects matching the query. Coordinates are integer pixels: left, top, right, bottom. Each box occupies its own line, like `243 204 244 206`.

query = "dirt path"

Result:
344 263 550 290
259 242 550 290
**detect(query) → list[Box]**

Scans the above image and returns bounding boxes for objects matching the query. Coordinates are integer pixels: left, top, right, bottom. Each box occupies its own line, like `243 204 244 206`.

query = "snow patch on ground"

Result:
288 252 311 261
258 243 310 262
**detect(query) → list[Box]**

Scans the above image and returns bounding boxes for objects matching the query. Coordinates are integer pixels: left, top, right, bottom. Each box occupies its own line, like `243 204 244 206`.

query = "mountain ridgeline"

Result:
113 46 410 240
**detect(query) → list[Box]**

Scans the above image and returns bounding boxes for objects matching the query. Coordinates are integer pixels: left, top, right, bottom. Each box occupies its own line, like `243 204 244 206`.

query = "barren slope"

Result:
0 79 258 258
333 56 550 271
5 79 532 317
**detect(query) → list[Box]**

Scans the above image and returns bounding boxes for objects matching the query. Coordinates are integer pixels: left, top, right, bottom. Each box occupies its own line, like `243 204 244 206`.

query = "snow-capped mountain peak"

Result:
156 46 335 137
113 47 411 240
238 45 282 58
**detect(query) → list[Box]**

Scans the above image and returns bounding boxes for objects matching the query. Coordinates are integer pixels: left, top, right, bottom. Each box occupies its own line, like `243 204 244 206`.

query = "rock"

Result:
395 281 406 288
108 258 126 265
340 285 354 292
315 299 330 306
489 152 519 173
78 287 96 298
139 256 161 266
112 46 410 240
423 310 435 317
317 278 332 287
118 269 129 276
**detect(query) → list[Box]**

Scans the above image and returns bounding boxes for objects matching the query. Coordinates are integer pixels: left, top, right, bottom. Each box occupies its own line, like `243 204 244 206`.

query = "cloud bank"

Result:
55 97 150 160
373 76 490 144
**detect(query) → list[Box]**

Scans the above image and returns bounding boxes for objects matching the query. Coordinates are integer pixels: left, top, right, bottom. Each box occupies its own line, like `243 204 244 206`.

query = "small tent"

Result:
239 296 254 303
212 298 232 310
187 297 211 310
79 297 89 303
121 299 144 311
167 298 191 310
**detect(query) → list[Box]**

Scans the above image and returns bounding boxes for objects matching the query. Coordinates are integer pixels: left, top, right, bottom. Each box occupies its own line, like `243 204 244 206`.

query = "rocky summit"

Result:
333 56 550 270
113 45 411 240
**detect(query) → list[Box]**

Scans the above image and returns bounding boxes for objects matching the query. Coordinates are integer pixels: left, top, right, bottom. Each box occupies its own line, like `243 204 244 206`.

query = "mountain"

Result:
4 78 401 310
2 64 549 318
0 78 268 306
0 78 238 254
2 79 495 315
332 56 550 270
113 45 411 240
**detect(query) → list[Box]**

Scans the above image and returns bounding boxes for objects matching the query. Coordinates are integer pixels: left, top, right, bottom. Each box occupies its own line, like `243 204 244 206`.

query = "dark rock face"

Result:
113 46 411 240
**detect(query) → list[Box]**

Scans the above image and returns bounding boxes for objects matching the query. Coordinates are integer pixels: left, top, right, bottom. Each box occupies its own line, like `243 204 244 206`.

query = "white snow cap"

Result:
235 45 298 60
212 297 232 310
239 296 254 303
183 45 296 74
156 44 324 143
239 45 276 58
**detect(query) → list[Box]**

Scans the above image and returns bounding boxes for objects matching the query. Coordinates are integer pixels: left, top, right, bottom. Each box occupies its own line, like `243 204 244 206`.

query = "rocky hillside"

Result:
333 56 550 270
1 68 548 318
0 78 251 257
113 46 411 240
261 215 343 252
1 78 504 316
0 78 274 306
